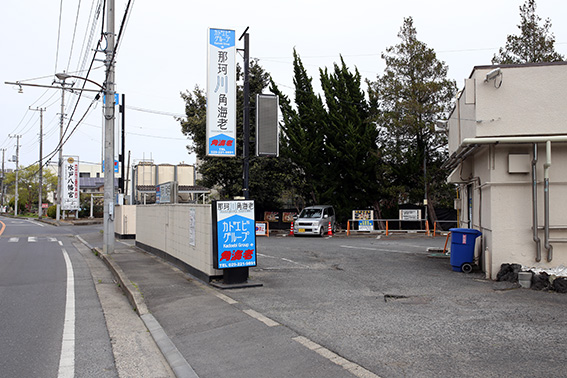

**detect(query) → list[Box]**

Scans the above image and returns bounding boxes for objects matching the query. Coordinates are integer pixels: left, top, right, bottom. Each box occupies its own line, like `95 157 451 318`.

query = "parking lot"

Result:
223 234 567 377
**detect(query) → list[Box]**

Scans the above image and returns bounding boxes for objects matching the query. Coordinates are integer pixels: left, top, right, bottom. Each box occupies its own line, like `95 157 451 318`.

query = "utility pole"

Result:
1 148 5 207
9 135 21 216
103 0 116 254
30 107 45 218
55 80 68 222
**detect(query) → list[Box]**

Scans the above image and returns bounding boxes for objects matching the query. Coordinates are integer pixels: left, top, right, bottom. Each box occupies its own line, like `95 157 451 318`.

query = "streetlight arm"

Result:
4 81 101 93
54 73 105 90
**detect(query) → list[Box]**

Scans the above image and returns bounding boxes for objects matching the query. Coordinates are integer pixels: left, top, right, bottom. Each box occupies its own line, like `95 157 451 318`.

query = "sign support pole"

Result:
227 28 252 285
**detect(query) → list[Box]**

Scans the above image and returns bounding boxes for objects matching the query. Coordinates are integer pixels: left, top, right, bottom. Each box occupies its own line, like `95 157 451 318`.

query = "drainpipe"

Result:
532 143 541 262
543 141 553 262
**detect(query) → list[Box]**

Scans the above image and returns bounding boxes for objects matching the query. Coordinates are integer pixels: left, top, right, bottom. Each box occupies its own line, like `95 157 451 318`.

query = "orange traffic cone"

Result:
327 221 333 236
289 221 294 236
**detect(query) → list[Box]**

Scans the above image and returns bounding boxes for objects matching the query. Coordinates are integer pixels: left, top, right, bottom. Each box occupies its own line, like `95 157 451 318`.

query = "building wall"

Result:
137 163 155 186
449 83 477 156
136 204 222 280
177 165 195 186
114 205 136 237
491 145 566 278
133 163 196 204
79 162 103 178
449 64 567 155
448 63 567 279
157 164 175 184
453 143 567 279
473 65 567 138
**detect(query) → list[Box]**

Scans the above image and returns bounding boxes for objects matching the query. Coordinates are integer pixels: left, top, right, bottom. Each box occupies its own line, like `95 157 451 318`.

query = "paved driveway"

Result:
223 235 567 377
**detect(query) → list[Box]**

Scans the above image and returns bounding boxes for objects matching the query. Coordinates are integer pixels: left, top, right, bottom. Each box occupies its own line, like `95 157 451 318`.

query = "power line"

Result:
65 0 84 73
76 0 104 75
54 0 64 74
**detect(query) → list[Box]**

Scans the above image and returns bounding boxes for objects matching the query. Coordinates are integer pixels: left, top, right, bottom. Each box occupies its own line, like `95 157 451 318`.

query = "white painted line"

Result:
28 237 37 243
257 253 278 259
27 220 45 227
257 253 310 268
243 309 280 327
214 292 238 305
341 245 419 255
280 257 310 268
49 237 57 242
293 335 321 350
58 241 63 246
58 248 75 378
292 336 381 378
9 237 18 243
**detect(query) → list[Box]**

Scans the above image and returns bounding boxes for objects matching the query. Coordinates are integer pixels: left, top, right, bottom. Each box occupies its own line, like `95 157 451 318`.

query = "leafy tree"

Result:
180 60 292 208
492 0 564 64
367 17 457 222
3 164 57 212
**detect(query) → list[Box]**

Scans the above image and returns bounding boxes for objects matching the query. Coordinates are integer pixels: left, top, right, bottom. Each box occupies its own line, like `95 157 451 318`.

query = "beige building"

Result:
444 62 567 279
132 162 209 204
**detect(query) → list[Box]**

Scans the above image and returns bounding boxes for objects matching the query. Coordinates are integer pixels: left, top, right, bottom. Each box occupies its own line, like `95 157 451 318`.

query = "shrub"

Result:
47 205 57 219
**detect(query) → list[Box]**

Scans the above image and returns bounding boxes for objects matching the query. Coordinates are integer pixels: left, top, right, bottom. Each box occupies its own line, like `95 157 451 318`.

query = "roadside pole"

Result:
103 0 116 254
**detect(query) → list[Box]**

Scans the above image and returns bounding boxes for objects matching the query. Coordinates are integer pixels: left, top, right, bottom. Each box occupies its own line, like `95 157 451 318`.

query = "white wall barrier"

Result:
135 204 223 282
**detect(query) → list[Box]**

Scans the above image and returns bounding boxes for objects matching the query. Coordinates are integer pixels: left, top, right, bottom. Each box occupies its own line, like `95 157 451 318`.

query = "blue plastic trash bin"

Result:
449 228 482 272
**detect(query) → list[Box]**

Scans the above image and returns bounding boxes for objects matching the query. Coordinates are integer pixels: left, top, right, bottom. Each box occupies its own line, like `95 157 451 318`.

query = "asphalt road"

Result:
0 216 173 378
0 217 116 377
223 234 567 377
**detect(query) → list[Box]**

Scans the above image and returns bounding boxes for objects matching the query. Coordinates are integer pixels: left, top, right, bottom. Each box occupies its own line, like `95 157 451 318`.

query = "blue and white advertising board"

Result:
358 220 374 232
206 28 236 157
212 200 257 269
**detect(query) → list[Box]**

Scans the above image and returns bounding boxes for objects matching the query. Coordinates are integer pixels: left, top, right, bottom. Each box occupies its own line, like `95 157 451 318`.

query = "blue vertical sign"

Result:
212 200 257 269
206 28 236 157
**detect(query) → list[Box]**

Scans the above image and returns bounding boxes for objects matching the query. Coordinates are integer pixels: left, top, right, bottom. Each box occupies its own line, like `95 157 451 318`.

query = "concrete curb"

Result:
75 235 197 378
96 247 149 316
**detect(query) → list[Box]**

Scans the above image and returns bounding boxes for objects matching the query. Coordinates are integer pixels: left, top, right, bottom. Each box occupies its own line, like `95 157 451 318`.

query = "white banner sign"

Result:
62 156 80 210
206 28 236 157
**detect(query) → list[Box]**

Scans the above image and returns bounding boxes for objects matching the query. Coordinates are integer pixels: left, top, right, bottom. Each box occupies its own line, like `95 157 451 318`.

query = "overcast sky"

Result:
1 0 566 170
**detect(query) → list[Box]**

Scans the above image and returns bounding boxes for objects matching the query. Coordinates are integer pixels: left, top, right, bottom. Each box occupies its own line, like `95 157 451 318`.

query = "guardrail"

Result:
346 219 459 237
432 220 459 237
346 218 431 236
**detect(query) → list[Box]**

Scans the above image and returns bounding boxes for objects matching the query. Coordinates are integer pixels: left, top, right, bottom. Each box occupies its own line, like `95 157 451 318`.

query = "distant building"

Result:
444 62 567 279
132 161 209 204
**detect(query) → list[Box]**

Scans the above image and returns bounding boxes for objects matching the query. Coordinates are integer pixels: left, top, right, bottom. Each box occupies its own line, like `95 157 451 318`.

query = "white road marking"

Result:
49 237 57 242
58 248 75 378
28 237 37 243
213 292 238 305
9 237 18 243
243 309 280 327
257 253 310 268
27 220 45 227
58 241 63 246
341 245 422 255
293 336 381 378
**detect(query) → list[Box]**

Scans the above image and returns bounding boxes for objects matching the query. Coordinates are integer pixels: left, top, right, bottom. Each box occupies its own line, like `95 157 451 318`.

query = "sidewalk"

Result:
78 232 377 378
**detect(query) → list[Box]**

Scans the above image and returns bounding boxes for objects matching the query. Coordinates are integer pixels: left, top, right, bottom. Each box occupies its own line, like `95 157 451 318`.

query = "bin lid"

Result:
449 228 482 236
